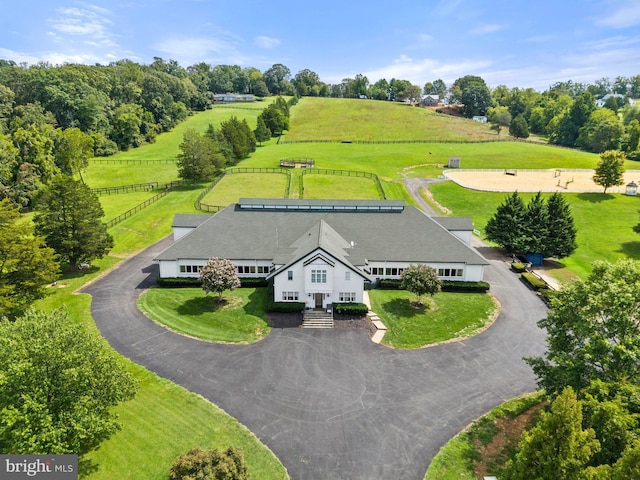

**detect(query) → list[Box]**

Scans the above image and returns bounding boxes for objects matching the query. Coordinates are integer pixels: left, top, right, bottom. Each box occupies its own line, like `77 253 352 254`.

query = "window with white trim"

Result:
345 271 350 281
282 291 299 301
180 265 201 273
311 269 327 283
437 268 464 277
339 292 356 302
287 270 293 280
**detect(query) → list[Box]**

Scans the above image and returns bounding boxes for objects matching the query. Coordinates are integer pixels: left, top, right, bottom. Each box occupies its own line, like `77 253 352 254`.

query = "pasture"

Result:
44 96 640 479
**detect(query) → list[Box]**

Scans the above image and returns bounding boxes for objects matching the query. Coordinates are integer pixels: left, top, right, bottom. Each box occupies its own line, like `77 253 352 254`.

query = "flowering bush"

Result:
199 257 241 301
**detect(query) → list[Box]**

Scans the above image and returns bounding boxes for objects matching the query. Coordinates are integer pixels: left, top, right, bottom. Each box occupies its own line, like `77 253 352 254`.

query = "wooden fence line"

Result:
89 158 177 165
195 168 292 211
92 182 159 195
105 180 185 228
279 137 549 146
300 168 386 200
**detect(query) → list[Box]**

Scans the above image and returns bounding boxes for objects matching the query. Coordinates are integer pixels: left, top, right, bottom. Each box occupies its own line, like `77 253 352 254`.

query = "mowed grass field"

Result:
286 97 499 141
41 96 640 479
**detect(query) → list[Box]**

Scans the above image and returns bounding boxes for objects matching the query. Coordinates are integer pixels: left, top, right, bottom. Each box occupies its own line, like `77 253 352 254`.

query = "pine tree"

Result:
543 192 577 258
509 113 530 138
485 191 526 253
254 115 271 145
520 192 548 254
34 175 113 271
503 387 600 480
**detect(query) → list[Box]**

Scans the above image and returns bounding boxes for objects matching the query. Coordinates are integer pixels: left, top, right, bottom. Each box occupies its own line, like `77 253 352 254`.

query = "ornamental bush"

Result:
521 272 548 291
333 302 369 316
200 257 241 301
170 446 248 480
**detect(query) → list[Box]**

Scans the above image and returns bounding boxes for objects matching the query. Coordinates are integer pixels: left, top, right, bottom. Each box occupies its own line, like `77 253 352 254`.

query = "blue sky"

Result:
2 0 640 91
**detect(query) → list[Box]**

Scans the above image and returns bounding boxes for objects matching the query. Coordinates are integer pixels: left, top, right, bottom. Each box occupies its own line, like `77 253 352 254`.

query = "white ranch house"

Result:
156 199 489 309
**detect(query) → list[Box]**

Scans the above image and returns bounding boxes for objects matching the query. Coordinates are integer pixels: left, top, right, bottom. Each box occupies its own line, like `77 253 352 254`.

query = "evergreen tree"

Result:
33 176 113 271
509 113 530 138
485 191 526 253
0 198 59 318
520 192 548 254
254 115 271 145
177 128 225 184
219 116 256 164
503 387 600 480
543 192 577 258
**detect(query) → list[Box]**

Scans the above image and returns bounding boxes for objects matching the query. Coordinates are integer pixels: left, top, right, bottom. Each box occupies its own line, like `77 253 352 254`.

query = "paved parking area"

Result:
83 236 548 480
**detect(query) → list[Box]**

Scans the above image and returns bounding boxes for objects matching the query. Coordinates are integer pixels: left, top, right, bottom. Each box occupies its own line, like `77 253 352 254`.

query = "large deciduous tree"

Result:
577 108 624 153
593 150 626 193
487 106 512 135
0 198 59 318
526 259 640 395
33 176 113 270
177 128 225 184
0 308 137 455
400 264 441 305
200 257 241 302
450 75 492 118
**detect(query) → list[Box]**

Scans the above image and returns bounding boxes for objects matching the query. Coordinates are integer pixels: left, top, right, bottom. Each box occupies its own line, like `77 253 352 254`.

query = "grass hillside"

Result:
286 97 498 141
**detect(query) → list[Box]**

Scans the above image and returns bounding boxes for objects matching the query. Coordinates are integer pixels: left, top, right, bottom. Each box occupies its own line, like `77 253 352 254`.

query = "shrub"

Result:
440 280 490 293
156 277 201 287
239 277 268 288
379 279 402 289
521 272 548 291
333 302 368 316
267 301 305 313
170 446 247 480
511 262 527 273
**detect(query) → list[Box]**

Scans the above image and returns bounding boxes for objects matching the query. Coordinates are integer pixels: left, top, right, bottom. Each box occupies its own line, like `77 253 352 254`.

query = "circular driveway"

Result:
83 237 547 480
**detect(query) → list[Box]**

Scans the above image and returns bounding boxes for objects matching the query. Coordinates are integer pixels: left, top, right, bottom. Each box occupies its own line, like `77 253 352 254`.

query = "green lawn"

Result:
302 173 382 199
424 392 544 480
138 287 271 343
429 181 640 280
368 289 497 349
287 97 498 141
83 160 179 188
200 172 290 206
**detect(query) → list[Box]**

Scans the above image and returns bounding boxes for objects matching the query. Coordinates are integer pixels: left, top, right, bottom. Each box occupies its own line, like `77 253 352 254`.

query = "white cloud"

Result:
470 23 505 35
595 1 640 28
254 35 281 49
49 6 115 41
345 55 493 86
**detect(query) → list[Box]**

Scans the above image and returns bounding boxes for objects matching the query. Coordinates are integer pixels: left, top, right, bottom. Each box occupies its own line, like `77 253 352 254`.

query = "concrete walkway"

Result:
82 236 548 480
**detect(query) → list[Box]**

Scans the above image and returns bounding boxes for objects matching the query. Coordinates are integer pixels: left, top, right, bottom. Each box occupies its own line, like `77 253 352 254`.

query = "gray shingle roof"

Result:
155 200 488 266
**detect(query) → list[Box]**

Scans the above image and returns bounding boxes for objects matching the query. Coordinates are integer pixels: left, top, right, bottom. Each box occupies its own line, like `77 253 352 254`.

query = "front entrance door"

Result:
314 293 323 309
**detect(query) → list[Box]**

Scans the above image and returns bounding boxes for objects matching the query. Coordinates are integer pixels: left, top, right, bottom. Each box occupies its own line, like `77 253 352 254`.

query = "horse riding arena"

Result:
444 169 640 193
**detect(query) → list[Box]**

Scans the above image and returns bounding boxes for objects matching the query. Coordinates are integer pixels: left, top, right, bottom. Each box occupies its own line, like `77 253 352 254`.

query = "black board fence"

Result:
196 167 292 212
105 180 184 228
300 168 386 200
92 182 159 195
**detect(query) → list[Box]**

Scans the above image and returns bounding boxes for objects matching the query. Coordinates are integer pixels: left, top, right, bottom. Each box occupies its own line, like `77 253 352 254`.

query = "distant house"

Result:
155 199 489 309
213 94 256 103
596 93 631 108
472 116 488 123
420 94 440 106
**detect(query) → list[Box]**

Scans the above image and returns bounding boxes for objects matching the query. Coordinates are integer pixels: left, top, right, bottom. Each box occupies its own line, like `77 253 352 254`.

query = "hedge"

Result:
510 262 527 273
440 280 490 293
521 272 548 291
267 302 305 313
239 277 269 288
333 302 369 316
379 279 402 289
156 277 200 287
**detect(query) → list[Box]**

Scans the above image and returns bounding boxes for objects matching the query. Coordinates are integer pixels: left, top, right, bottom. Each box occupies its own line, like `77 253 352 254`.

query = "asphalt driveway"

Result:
83 236 548 480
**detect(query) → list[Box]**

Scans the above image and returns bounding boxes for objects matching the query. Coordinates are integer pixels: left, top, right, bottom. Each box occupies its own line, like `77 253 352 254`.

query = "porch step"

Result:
301 310 334 329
